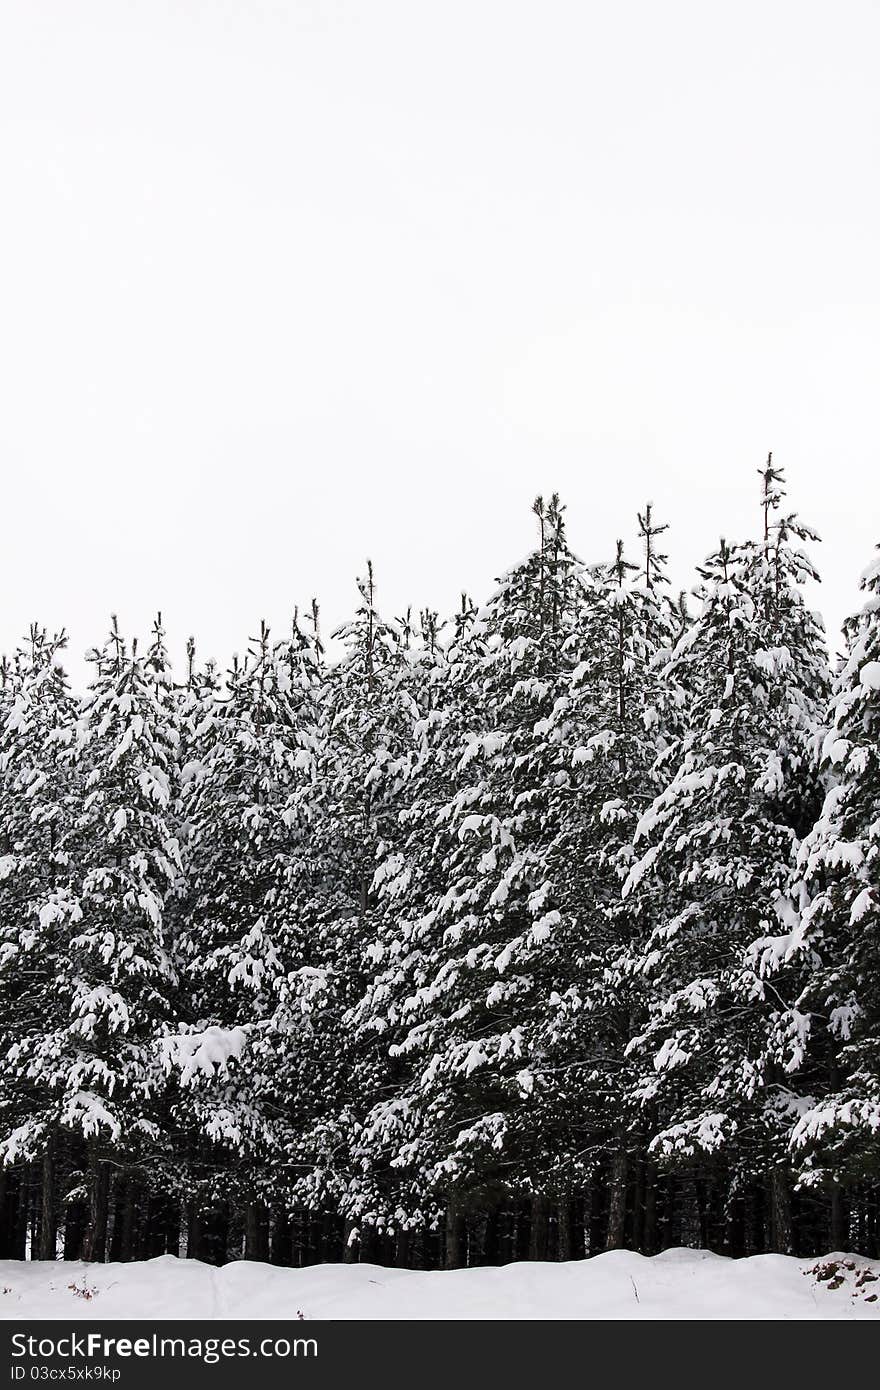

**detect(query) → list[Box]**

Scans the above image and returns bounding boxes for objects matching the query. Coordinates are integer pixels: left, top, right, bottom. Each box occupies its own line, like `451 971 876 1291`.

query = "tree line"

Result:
1 459 878 1269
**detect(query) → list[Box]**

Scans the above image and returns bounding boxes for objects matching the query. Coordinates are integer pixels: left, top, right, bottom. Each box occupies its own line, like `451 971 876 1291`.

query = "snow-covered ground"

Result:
1 1249 879 1320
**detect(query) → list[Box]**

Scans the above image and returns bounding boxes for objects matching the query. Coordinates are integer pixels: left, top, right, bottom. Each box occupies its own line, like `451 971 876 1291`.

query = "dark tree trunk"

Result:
726 1192 744 1259
165 1198 182 1258
482 1208 500 1266
289 1212 304 1267
830 1186 846 1251
245 1201 270 1262
270 1209 293 1266
0 1172 8 1259
200 1201 229 1266
770 1166 794 1256
108 1186 125 1263
186 1201 202 1260
643 1161 657 1255
358 1223 378 1265
342 1218 358 1264
676 1173 701 1248
64 1198 87 1261
515 1202 531 1261
631 1158 645 1253
445 1201 465 1270
82 1156 110 1263
119 1180 137 1261
319 1211 338 1264
557 1196 573 1262
30 1163 40 1259
529 1194 549 1261
144 1197 164 1258
741 1185 757 1256
39 1138 57 1260
394 1227 411 1268
13 1171 29 1261
605 1142 629 1250
583 1183 596 1256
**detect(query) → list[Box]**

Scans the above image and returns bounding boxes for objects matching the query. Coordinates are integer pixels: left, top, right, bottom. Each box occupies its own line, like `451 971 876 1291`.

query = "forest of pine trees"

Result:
1 461 879 1269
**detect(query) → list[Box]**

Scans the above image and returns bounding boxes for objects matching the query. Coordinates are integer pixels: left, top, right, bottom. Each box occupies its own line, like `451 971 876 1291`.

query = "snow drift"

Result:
1 1249 879 1321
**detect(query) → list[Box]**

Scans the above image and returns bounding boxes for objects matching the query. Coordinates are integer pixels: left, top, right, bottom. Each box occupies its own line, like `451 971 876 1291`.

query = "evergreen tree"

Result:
349 499 597 1261
0 628 77 1257
620 462 828 1252
536 510 679 1251
787 545 880 1198
7 618 184 1260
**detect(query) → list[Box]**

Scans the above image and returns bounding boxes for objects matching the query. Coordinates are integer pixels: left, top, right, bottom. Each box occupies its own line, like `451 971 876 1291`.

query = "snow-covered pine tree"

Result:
620 460 828 1253
349 498 598 1265
329 599 457 1260
0 628 77 1258
785 545 880 1214
170 615 324 1261
534 510 680 1253
5 617 184 1262
291 566 419 1263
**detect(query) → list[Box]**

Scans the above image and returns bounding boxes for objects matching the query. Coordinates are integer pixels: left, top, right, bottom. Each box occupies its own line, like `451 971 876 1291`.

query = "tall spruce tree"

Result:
620 462 828 1252
0 628 77 1258
11 618 184 1261
535 510 680 1252
348 499 597 1263
786 545 880 1204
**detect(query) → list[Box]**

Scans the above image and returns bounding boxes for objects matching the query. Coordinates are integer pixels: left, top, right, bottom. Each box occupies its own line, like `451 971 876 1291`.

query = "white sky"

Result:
1 1 878 680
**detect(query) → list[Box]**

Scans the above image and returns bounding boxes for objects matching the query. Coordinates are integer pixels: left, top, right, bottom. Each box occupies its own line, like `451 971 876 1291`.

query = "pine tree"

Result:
348 499 598 1261
170 616 321 1258
620 462 828 1252
536 510 679 1252
4 618 184 1261
292 567 418 1260
0 628 77 1258
787 545 880 1198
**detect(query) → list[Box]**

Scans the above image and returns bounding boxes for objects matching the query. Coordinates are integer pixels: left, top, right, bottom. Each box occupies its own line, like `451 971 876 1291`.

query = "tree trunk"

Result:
165 1198 182 1258
200 1201 229 1266
830 1186 846 1252
13 1171 28 1260
515 1201 531 1261
394 1228 411 1268
529 1194 549 1261
108 1185 124 1263
119 1180 137 1261
319 1211 337 1264
29 1162 40 1258
677 1172 701 1248
557 1196 573 1262
245 1201 270 1263
358 1223 377 1265
64 1198 86 1261
770 1166 794 1256
0 1172 8 1259
185 1201 202 1260
82 1156 110 1263
482 1208 500 1266
270 1209 293 1266
743 1185 758 1256
445 1201 465 1270
631 1157 645 1253
342 1218 358 1264
643 1161 657 1254
38 1139 57 1260
605 1141 629 1250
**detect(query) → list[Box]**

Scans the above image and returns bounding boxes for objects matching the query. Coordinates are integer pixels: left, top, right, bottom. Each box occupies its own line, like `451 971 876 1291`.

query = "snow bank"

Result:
1 1249 879 1320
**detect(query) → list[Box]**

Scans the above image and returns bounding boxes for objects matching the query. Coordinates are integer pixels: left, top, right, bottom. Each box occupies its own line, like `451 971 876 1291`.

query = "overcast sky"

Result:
1 1 878 680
